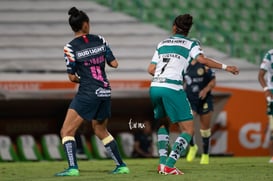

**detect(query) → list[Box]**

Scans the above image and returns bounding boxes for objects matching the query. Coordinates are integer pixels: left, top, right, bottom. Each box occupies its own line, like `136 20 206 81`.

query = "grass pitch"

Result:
1 157 272 181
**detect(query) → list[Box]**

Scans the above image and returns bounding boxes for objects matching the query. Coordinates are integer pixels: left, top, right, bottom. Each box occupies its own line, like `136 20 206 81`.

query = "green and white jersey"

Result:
260 49 273 89
150 34 203 90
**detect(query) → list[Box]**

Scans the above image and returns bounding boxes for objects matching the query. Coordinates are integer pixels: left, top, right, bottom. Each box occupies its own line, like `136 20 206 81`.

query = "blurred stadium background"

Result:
96 0 273 64
0 0 271 162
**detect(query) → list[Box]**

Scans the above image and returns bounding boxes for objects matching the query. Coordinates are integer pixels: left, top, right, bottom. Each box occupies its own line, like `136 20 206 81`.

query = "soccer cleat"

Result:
111 165 130 174
157 164 165 174
163 166 184 175
269 157 273 163
186 144 198 162
55 168 79 176
200 154 209 164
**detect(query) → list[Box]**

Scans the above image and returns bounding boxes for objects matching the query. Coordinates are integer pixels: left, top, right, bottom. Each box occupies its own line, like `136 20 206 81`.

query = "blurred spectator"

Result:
132 120 154 158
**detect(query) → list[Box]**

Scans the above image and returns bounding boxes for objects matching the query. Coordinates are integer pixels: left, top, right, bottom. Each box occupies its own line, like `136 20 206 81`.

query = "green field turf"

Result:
0 157 272 181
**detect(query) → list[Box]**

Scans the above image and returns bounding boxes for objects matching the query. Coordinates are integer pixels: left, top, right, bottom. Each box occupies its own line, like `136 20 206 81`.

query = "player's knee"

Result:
93 125 108 139
93 123 102 132
60 127 76 138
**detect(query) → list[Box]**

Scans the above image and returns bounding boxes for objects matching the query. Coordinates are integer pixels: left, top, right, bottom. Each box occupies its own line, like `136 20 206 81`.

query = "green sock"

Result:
157 127 169 164
165 133 191 168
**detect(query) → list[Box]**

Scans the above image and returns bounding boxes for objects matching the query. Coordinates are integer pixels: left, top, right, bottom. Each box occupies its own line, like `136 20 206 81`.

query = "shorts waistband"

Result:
152 77 182 85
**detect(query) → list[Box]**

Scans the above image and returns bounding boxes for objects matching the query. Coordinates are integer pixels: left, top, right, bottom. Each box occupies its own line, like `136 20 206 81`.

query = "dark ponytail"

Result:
68 7 89 32
173 14 193 36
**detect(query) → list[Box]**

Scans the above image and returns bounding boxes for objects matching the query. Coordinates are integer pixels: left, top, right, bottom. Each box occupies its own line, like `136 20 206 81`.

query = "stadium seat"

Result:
206 9 223 22
143 0 161 9
0 135 19 161
113 0 141 18
16 135 43 161
200 33 222 48
209 0 222 9
90 135 109 159
41 134 65 161
116 132 134 158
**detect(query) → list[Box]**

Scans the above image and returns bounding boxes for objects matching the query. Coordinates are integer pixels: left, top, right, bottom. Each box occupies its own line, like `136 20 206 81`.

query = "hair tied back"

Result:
68 7 80 16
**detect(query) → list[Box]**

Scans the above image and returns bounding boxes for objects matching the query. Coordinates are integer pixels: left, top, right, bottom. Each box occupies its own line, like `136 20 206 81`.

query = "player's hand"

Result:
265 90 273 102
226 66 239 75
199 88 208 100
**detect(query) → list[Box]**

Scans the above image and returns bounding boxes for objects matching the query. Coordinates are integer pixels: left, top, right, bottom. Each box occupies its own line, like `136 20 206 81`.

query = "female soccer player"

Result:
148 14 239 175
184 60 216 164
258 49 273 163
55 7 129 176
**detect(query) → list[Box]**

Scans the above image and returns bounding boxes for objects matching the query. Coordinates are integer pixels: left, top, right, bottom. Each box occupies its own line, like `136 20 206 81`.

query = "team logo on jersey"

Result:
95 87 111 97
64 44 75 63
203 103 208 110
197 68 204 76
76 45 106 59
184 75 192 85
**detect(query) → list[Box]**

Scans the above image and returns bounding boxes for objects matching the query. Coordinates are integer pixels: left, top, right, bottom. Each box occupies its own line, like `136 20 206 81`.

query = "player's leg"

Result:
266 102 273 162
149 87 169 173
55 109 84 176
199 111 212 164
162 89 194 175
93 99 129 174
269 140 273 163
156 118 170 174
268 115 273 163
164 120 193 175
92 119 129 174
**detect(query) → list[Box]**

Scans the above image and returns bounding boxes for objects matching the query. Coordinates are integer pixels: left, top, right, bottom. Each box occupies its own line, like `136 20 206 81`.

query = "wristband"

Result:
264 86 269 91
222 64 227 70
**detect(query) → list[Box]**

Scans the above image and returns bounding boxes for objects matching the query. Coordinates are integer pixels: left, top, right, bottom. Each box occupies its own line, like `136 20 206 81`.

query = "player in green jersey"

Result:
258 49 273 163
148 14 239 175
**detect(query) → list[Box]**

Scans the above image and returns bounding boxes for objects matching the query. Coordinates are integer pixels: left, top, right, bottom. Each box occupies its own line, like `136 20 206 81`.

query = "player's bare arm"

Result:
258 69 273 99
68 73 80 83
147 63 156 76
258 69 267 88
196 54 239 75
199 78 216 100
108 59 118 68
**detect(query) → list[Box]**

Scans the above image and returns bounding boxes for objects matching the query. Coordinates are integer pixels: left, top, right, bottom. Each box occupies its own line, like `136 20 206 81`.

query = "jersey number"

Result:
90 66 108 87
90 66 103 81
160 58 170 75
